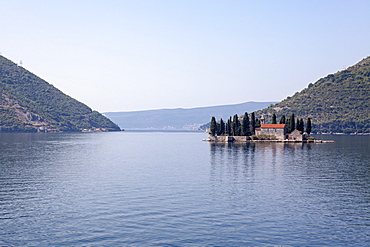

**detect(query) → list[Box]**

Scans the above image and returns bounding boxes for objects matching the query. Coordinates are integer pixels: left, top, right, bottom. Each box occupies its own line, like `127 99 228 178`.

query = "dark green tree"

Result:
230 119 235 136
288 114 295 133
251 112 256 134
306 118 312 135
218 118 225 135
228 117 232 135
298 118 304 132
226 119 231 135
232 114 240 136
272 113 277 124
286 118 291 132
210 116 217 136
241 112 251 136
296 118 300 131
279 115 286 124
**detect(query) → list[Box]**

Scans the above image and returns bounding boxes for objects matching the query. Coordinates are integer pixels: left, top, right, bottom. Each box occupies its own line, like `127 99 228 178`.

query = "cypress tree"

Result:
306 118 312 135
302 118 305 132
288 114 295 133
272 113 277 124
251 112 256 134
241 112 251 136
232 114 240 136
210 116 217 136
229 118 233 136
219 118 225 135
225 119 230 135
230 118 234 136
228 117 233 135
286 118 291 133
240 114 246 136
299 118 304 132
279 115 286 124
296 118 300 131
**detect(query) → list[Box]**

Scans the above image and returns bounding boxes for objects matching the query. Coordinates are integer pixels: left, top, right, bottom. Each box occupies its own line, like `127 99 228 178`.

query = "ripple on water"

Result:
0 133 369 246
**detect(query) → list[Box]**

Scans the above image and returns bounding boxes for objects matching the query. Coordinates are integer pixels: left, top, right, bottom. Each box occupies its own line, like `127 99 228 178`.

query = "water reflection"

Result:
208 138 370 246
209 141 311 181
1 133 369 246
208 140 365 194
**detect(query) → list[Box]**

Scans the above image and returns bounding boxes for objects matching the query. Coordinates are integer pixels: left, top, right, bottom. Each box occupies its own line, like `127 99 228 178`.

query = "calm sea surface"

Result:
0 131 369 246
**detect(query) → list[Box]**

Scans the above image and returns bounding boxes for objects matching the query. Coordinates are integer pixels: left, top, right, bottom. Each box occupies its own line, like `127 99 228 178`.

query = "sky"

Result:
1 0 369 112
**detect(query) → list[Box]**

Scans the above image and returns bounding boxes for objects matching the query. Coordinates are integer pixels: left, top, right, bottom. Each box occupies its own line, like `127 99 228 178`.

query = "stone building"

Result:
288 129 303 141
255 124 287 140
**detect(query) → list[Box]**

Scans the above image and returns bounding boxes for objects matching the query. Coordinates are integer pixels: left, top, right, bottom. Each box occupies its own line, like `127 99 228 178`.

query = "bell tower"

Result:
260 115 265 125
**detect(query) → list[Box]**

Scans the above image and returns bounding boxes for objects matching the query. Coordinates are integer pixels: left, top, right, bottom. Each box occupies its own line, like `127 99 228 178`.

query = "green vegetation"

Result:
271 113 277 124
241 112 251 136
306 118 312 135
287 114 295 133
279 115 285 124
297 118 304 132
212 113 248 136
256 56 370 133
250 112 256 134
209 112 311 136
0 55 120 132
210 116 217 136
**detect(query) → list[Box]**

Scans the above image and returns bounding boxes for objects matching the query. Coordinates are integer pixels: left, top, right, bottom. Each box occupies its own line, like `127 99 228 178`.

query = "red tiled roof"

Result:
260 124 286 128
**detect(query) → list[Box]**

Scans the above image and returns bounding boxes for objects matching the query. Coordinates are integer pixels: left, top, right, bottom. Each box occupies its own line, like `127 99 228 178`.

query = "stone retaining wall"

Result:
205 135 334 143
207 136 252 142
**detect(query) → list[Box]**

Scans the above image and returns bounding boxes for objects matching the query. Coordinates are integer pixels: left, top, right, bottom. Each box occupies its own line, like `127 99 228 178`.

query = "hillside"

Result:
104 101 276 130
0 55 120 132
256 56 370 133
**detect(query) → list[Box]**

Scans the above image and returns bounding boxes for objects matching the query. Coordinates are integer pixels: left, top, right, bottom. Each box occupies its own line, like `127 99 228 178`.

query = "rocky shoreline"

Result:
205 136 334 143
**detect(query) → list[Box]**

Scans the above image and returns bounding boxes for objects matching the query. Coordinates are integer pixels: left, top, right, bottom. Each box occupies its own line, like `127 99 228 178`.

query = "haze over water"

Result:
1 132 369 246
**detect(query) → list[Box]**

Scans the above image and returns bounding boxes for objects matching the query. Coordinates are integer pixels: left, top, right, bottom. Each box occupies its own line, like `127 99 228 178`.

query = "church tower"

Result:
260 115 265 125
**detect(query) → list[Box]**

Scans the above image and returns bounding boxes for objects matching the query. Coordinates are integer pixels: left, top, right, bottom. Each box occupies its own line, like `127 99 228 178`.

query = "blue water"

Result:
0 132 369 246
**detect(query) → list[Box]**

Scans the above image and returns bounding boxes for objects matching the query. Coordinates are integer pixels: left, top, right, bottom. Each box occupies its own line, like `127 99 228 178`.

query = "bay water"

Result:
0 131 369 246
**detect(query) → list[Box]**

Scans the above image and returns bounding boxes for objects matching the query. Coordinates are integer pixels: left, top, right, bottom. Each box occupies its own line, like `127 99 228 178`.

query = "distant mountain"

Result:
256 56 370 133
104 102 276 130
0 55 120 132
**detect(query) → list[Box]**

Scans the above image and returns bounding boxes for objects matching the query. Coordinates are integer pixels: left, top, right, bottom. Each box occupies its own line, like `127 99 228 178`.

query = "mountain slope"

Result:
0 55 120 132
104 101 276 130
256 56 370 133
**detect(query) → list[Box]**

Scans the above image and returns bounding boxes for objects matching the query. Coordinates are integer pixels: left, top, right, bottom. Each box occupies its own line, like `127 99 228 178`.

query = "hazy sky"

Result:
1 1 369 112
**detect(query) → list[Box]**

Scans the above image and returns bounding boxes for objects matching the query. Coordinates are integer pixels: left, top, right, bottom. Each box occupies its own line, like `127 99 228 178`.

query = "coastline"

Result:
204 136 334 143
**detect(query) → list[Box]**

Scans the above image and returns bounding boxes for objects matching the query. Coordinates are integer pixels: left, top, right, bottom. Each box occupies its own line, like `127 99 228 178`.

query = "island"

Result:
205 113 334 143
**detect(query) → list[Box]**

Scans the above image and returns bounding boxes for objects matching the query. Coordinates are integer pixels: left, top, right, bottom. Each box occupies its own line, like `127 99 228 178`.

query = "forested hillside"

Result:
256 56 370 133
0 55 120 132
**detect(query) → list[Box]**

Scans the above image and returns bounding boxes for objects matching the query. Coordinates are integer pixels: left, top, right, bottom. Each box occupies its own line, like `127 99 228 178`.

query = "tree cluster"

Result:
210 112 253 136
209 112 312 136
